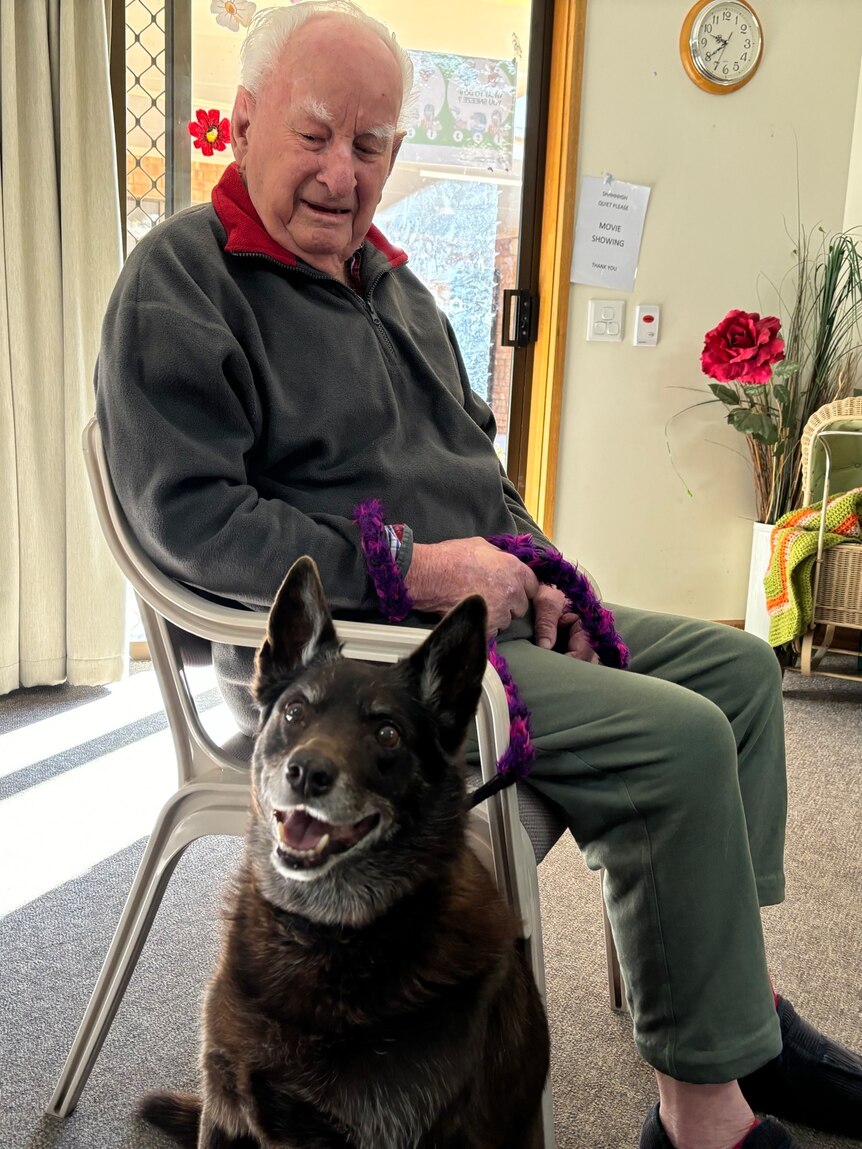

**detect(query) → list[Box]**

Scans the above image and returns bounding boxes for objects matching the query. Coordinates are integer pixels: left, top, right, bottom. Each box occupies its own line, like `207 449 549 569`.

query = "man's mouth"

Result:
302 200 350 216
273 805 381 871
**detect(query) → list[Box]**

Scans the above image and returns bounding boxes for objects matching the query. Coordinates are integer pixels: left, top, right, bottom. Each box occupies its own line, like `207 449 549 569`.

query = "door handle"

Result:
501 289 539 348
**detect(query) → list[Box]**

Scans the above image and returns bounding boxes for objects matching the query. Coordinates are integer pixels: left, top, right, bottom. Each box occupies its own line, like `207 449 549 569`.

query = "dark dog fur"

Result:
139 557 550 1148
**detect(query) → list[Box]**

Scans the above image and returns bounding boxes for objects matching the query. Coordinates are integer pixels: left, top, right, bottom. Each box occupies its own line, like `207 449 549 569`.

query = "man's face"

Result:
231 16 404 278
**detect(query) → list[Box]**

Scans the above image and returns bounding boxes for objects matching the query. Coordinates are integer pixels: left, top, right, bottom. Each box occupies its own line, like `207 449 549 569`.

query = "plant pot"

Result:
743 521 773 642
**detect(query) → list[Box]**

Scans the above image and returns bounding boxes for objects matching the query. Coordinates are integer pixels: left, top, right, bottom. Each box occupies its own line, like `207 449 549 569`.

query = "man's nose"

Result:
286 752 337 799
317 145 357 199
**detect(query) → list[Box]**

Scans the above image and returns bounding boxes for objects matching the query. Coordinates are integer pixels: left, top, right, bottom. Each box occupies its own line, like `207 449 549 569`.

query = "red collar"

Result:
211 162 408 272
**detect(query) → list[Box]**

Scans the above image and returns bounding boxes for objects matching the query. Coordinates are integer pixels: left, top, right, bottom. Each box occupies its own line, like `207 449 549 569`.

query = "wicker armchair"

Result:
798 396 862 680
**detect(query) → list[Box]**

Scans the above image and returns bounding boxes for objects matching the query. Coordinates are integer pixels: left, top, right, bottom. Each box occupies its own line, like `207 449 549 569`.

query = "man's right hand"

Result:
405 538 540 633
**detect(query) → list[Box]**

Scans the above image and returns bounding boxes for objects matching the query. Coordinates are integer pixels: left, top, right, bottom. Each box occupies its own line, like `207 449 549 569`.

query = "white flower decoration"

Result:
210 0 256 32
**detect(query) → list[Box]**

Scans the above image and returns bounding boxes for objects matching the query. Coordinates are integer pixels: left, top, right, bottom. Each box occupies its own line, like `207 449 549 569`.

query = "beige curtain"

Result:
0 0 125 695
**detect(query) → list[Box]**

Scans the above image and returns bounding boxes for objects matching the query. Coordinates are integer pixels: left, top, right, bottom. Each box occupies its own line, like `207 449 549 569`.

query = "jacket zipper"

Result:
230 250 398 359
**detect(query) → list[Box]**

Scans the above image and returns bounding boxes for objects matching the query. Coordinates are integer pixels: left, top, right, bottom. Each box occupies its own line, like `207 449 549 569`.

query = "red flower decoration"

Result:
188 108 230 156
701 309 785 386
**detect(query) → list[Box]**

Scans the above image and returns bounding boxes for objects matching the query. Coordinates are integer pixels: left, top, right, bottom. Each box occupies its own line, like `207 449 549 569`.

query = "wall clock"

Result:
680 2 763 94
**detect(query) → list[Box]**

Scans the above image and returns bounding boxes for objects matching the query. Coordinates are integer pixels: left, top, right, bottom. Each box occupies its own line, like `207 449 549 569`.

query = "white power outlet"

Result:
586 299 625 342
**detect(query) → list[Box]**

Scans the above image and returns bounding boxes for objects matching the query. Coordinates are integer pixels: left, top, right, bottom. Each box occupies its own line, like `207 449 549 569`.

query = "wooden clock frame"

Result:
679 0 763 95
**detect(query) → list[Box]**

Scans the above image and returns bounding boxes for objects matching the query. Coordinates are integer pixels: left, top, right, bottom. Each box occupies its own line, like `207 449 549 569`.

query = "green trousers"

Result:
480 605 786 1083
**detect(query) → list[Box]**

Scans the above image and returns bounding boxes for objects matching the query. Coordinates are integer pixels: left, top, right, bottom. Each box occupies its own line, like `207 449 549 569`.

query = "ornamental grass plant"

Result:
683 226 862 524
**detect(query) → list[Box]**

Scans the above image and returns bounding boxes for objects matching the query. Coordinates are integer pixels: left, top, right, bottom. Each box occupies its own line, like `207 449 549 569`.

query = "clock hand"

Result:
712 31 733 66
705 31 730 61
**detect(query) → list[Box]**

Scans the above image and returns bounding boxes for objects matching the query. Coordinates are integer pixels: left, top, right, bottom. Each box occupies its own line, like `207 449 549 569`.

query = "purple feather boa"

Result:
354 500 414 621
353 501 629 786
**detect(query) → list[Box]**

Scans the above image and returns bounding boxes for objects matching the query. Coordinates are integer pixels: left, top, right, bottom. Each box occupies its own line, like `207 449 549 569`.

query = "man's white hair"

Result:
239 2 415 131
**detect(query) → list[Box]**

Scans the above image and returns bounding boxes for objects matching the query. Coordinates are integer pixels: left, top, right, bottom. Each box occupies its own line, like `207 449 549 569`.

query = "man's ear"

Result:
231 87 255 168
402 595 488 755
253 557 341 704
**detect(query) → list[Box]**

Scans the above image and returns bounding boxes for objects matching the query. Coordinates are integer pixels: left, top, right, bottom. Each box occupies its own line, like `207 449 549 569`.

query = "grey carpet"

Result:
1 668 861 1148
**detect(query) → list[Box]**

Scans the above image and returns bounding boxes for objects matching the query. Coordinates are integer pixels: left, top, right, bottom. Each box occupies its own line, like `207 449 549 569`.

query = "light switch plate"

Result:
587 299 625 342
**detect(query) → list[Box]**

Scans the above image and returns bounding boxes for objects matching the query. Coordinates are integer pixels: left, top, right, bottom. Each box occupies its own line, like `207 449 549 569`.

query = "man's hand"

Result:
405 538 539 632
533 585 600 663
560 611 600 663
533 585 568 649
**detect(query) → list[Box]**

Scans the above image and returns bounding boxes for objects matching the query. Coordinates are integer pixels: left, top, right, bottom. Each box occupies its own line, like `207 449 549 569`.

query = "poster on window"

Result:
401 50 516 171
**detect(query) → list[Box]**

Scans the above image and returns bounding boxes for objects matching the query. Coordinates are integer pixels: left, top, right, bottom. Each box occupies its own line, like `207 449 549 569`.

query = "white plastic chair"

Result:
49 417 579 1145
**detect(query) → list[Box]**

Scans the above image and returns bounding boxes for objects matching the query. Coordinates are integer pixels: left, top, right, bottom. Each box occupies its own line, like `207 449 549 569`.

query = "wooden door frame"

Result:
523 0 587 538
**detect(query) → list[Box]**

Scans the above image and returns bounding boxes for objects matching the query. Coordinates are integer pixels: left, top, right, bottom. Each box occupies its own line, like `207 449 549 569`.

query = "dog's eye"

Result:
376 723 400 748
283 701 307 724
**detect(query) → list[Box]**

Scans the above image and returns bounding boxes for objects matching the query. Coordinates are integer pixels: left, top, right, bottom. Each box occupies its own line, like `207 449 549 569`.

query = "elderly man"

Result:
96 3 862 1147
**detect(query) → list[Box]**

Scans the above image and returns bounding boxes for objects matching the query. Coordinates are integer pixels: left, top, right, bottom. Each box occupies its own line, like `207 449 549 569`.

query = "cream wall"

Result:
553 0 862 619
845 52 862 229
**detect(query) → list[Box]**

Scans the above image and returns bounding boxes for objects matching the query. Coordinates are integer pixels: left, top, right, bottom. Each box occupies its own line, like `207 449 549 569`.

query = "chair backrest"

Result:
801 396 862 505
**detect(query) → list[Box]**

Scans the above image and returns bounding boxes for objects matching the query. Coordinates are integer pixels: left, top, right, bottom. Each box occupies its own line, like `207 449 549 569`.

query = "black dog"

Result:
140 556 550 1148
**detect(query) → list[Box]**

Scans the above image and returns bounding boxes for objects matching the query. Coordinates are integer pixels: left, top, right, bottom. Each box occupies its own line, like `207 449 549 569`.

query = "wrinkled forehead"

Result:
265 15 403 122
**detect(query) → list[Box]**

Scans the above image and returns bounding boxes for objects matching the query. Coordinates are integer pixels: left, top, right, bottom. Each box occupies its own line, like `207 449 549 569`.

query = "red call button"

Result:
642 314 655 323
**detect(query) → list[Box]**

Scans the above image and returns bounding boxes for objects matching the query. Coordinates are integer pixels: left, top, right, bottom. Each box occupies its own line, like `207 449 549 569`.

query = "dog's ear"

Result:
404 595 488 754
253 557 340 702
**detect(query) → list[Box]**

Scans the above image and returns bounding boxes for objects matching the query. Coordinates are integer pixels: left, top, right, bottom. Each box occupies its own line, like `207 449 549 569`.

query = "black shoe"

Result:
643 1103 804 1149
639 1103 800 1148
739 995 862 1138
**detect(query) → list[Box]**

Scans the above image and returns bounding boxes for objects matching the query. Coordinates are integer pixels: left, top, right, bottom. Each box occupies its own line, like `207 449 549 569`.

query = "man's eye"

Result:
376 723 400 748
284 701 307 723
301 133 322 143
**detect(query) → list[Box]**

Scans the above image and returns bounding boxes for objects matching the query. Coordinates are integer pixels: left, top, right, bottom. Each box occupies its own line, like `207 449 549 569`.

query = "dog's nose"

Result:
285 752 337 799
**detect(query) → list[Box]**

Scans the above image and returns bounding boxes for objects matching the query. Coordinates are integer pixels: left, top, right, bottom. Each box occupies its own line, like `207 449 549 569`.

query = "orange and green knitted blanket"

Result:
764 487 862 646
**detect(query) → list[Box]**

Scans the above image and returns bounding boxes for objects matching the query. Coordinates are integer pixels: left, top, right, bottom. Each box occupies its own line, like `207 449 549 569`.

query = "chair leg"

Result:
800 624 835 675
601 885 625 1012
47 779 249 1118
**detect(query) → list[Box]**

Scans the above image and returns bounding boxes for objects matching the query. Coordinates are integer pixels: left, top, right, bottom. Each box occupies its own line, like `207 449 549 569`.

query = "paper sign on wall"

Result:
571 175 651 292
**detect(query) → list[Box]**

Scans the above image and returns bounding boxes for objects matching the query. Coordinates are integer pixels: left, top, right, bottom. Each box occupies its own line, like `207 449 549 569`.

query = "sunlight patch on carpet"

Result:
0 669 238 917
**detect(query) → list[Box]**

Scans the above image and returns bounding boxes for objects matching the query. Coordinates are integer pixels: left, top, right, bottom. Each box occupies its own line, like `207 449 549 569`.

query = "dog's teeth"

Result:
313 833 330 855
277 820 288 845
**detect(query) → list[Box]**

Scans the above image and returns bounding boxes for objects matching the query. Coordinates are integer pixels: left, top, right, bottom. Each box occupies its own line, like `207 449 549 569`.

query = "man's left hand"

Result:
532 586 600 663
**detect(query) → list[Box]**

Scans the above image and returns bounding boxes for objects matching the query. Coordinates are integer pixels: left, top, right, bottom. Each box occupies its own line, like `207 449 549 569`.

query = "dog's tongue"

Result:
278 808 378 851
281 809 330 850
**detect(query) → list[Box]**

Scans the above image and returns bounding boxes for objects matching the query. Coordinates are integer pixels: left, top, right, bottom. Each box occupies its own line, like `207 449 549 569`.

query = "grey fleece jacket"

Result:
96 162 549 729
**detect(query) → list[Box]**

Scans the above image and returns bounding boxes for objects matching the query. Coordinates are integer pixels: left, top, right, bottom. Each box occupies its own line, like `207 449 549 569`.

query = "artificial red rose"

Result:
701 309 785 386
188 109 230 156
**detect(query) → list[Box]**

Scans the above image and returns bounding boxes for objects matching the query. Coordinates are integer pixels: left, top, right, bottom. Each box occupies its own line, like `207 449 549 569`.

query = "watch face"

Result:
690 2 762 85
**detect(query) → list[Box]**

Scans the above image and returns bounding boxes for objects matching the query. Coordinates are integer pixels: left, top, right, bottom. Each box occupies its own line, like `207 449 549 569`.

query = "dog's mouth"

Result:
273 805 382 871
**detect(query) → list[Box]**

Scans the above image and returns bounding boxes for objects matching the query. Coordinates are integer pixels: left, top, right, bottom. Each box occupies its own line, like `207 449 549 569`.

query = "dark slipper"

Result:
639 1103 800 1148
739 995 862 1137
